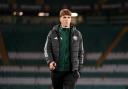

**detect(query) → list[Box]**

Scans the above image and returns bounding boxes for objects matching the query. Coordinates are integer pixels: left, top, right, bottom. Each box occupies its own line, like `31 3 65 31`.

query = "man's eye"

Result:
63 16 71 19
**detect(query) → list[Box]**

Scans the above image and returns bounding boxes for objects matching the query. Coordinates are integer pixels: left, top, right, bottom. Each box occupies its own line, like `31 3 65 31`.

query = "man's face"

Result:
60 15 71 28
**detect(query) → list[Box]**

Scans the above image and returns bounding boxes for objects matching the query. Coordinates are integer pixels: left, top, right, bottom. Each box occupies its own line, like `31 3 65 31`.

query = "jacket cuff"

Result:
78 64 83 71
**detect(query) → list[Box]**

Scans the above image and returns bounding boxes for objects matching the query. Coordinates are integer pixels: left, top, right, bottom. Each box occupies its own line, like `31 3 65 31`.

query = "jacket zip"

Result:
54 30 60 70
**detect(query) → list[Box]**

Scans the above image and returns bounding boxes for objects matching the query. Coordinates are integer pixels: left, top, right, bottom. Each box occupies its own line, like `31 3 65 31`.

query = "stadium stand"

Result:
0 21 128 89
0 0 128 89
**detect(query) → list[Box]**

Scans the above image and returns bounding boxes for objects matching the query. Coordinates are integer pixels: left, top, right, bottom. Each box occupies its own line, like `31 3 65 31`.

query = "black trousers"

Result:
51 71 78 89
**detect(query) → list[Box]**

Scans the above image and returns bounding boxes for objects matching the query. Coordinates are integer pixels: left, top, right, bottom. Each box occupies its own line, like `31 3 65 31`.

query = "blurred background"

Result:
0 0 128 89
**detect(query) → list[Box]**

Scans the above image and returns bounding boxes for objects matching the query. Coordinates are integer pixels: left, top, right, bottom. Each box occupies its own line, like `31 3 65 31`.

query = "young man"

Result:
44 9 85 89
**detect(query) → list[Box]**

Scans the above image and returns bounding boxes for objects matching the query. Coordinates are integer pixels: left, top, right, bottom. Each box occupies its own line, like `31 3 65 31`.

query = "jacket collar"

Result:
52 24 76 32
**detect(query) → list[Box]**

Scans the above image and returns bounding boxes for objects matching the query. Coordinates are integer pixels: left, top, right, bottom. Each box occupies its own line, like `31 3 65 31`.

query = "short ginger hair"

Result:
59 9 72 17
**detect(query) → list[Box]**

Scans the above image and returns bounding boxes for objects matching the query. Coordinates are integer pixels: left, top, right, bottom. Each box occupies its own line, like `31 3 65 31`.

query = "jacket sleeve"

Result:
44 31 53 65
78 32 85 71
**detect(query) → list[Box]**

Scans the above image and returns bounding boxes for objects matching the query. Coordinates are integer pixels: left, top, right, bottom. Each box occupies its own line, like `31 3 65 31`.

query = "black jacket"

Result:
44 25 85 71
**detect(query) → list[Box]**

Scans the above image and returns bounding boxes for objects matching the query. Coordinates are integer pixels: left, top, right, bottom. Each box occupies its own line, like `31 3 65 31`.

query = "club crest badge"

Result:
73 36 78 40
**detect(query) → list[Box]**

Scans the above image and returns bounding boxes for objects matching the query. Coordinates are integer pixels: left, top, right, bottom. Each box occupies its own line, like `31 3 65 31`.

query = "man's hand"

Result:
49 61 56 71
